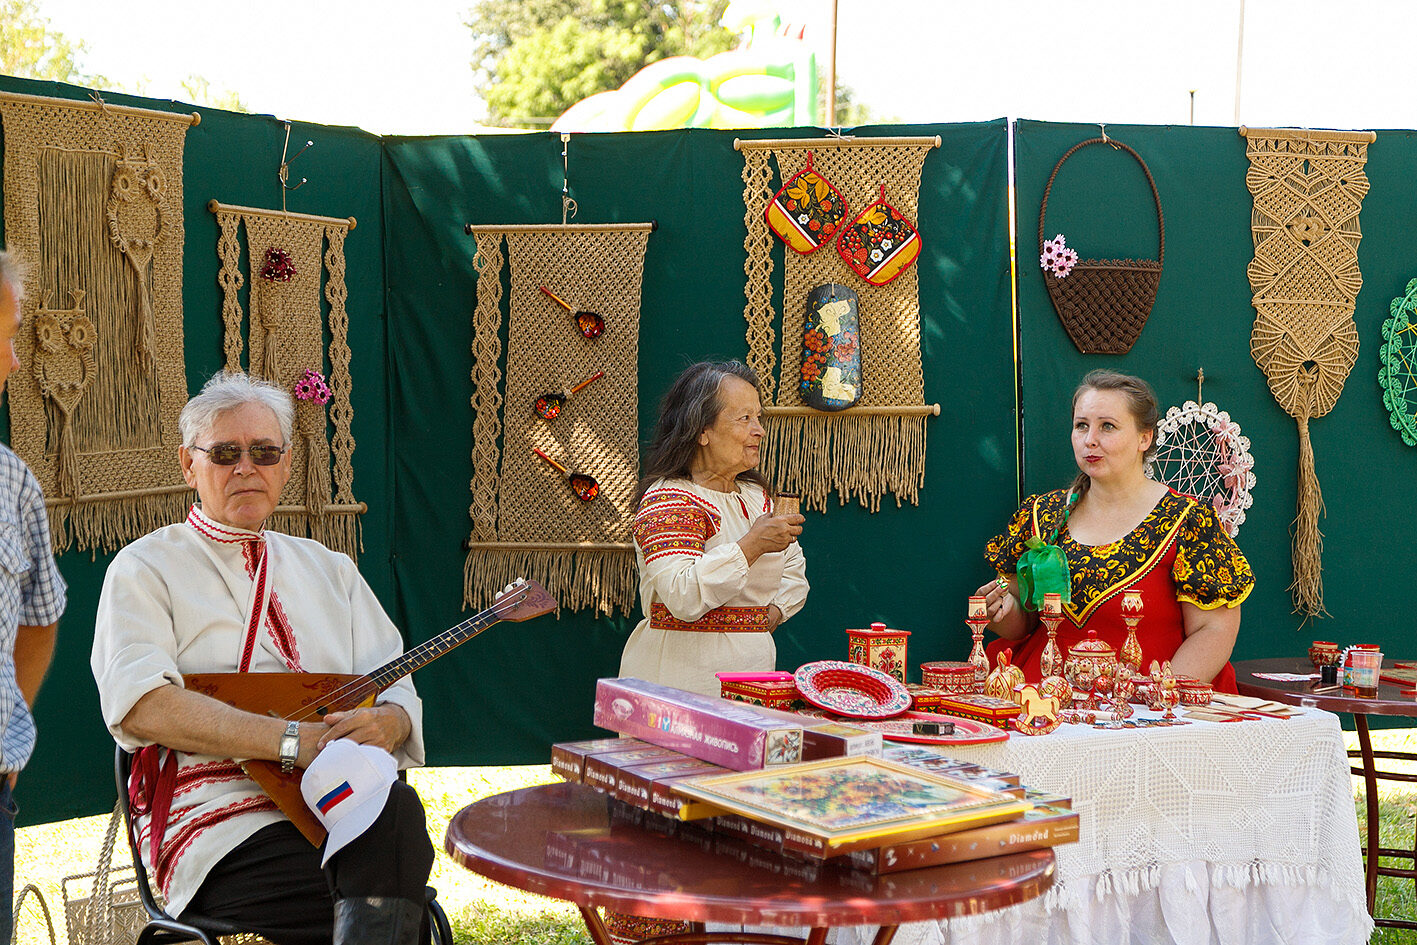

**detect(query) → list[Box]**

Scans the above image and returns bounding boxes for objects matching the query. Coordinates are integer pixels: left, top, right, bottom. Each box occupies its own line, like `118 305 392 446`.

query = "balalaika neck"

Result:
355 607 501 697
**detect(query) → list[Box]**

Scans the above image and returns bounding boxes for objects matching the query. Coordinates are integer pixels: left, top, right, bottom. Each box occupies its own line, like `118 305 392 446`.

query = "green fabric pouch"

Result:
1016 536 1071 611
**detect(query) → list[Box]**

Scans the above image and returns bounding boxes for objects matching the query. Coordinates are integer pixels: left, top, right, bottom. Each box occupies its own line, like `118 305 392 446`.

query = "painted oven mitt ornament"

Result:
765 151 848 254
836 184 921 286
799 284 862 410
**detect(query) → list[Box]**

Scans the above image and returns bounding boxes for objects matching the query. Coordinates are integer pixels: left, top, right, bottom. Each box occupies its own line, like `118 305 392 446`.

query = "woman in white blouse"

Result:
618 361 809 696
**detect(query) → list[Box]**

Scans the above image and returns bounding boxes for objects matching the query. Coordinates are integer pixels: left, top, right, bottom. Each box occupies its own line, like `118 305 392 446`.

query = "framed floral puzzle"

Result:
670 756 1028 854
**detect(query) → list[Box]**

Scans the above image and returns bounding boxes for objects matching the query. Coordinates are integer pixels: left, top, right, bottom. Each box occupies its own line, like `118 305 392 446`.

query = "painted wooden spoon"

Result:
534 371 605 420
539 286 605 339
531 447 600 501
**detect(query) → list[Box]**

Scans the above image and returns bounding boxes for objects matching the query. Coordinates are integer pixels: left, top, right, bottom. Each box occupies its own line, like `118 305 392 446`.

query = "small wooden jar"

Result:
846 622 911 683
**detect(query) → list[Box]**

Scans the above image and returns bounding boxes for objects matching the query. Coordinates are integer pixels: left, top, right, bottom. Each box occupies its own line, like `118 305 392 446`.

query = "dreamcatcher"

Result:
1378 277 1417 446
1147 374 1257 538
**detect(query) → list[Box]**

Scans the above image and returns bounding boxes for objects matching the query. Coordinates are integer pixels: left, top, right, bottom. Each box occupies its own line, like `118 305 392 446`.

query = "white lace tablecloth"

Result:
833 705 1372 945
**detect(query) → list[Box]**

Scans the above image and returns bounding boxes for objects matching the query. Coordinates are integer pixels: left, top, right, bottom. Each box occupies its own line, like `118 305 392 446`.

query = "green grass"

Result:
1350 730 1417 943
11 765 588 945
13 736 1417 945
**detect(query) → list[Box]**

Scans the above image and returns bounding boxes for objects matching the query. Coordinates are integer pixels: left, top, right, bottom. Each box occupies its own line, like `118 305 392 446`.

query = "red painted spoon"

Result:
531 447 600 501
539 286 605 339
534 371 605 420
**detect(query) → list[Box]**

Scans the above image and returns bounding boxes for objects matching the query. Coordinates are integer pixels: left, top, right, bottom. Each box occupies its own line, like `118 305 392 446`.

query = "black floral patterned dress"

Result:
984 488 1254 691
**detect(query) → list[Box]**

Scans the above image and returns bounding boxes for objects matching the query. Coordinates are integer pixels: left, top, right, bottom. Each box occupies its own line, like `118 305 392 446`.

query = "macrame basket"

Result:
1039 137 1165 355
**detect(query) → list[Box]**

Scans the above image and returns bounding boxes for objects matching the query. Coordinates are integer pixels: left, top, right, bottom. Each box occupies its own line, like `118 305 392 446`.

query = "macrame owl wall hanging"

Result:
0 90 198 552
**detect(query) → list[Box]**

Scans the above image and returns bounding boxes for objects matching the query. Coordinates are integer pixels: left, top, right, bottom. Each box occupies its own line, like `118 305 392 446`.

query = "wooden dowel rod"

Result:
1238 125 1376 143
763 404 941 417
465 541 633 551
275 503 367 514
734 135 941 151
0 90 200 125
463 222 656 235
208 200 356 230
46 484 192 506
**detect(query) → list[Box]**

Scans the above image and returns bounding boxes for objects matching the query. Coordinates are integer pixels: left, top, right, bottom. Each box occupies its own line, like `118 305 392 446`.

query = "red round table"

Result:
444 781 1055 945
1235 657 1417 931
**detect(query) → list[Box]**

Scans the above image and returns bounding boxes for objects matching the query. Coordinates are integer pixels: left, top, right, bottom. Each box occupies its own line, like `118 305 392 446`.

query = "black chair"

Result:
115 746 453 945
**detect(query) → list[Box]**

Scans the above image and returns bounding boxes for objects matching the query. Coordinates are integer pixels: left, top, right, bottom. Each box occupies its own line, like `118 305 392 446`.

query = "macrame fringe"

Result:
261 326 280 383
1291 414 1327 617
760 414 927 513
268 510 362 562
49 491 191 555
57 416 79 498
133 264 156 374
302 432 329 521
463 547 637 618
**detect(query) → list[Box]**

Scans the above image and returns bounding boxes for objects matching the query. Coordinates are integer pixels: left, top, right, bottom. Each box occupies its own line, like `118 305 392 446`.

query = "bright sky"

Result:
32 0 1417 135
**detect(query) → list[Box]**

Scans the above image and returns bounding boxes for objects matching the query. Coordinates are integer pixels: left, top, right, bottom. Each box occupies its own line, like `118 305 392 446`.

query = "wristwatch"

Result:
279 721 301 773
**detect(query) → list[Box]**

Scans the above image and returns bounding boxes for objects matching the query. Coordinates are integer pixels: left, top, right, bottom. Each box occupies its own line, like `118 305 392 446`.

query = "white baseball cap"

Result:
300 739 398 866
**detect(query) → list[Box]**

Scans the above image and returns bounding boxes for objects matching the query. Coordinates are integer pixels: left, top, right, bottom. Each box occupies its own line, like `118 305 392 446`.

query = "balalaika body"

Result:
182 579 555 844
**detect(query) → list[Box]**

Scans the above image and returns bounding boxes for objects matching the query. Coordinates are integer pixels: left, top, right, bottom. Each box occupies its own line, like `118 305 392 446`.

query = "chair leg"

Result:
426 894 453 945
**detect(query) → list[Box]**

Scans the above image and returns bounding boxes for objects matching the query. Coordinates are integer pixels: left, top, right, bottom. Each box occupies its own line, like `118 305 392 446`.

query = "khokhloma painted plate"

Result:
794 660 912 719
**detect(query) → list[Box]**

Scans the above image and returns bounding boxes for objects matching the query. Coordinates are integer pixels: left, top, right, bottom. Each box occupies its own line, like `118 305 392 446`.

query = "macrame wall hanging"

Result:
739 136 941 513
1148 372 1257 538
1378 277 1417 446
464 223 652 616
1242 125 1373 617
0 91 198 552
209 200 364 559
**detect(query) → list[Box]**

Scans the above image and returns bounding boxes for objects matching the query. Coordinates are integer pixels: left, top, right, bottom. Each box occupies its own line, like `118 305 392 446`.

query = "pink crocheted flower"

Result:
1051 246 1079 278
1040 234 1067 272
294 368 332 405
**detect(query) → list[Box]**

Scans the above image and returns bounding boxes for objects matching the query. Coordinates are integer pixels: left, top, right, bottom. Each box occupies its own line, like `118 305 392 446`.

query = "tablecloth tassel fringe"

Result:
1093 865 1161 900
1212 861 1319 889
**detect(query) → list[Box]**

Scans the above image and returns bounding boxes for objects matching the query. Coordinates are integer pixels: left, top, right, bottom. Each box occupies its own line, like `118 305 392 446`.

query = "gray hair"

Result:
179 371 294 447
0 249 26 303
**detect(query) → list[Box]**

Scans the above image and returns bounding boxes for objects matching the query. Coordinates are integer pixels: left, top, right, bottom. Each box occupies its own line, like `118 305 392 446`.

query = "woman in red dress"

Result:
978 371 1253 692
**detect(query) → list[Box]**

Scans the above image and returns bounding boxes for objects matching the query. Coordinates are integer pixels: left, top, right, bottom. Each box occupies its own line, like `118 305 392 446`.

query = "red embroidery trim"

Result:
185 506 260 544
650 602 773 633
155 793 278 892
265 593 303 670
172 761 246 800
238 550 266 673
636 488 722 536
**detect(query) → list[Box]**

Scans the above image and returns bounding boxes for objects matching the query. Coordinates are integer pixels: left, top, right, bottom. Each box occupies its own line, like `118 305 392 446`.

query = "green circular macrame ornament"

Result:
1379 277 1417 447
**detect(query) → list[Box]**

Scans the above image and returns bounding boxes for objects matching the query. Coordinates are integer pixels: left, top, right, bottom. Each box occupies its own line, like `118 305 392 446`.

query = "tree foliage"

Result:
0 0 102 85
466 0 736 127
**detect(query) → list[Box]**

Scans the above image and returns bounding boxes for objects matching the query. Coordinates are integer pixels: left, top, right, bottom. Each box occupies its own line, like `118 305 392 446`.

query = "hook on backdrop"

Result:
279 121 313 211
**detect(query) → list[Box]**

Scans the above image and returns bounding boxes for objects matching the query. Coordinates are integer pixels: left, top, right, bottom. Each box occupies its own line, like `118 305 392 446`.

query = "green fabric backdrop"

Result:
381 123 1016 764
22 88 1406 824
1013 119 1408 664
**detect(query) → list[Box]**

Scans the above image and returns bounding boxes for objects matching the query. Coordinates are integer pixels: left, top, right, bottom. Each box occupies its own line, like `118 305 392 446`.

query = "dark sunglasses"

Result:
190 444 288 466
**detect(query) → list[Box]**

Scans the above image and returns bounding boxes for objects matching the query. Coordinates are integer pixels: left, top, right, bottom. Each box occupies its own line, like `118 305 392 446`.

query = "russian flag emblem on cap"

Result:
317 781 354 815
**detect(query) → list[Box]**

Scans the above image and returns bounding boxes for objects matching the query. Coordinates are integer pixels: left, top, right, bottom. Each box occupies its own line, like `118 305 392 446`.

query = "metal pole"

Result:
1233 0 1246 125
1189 89 1197 125
825 0 838 125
